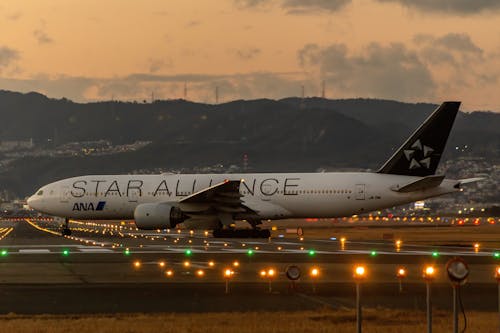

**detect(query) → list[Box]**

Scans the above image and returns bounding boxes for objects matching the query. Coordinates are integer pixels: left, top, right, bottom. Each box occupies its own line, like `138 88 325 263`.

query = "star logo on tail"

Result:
404 139 435 170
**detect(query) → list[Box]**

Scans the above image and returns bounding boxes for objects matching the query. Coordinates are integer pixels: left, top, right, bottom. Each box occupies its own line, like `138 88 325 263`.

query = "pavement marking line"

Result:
295 293 349 309
24 219 62 236
18 249 51 253
78 248 114 253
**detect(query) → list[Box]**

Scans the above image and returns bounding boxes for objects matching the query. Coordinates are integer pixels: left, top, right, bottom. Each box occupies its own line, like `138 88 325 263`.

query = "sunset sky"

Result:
1 0 500 110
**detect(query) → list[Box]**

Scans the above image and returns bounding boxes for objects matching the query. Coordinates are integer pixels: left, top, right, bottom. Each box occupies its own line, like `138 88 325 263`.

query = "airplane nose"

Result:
27 195 39 210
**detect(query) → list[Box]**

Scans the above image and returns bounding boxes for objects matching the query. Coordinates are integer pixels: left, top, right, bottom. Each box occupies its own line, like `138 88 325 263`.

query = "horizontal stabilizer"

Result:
454 177 485 188
391 175 445 193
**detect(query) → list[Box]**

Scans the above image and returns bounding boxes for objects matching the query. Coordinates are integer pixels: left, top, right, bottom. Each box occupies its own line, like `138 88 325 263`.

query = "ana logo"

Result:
72 201 106 211
403 139 435 170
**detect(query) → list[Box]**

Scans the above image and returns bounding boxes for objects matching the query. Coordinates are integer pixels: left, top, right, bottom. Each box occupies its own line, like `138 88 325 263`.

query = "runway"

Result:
0 218 500 314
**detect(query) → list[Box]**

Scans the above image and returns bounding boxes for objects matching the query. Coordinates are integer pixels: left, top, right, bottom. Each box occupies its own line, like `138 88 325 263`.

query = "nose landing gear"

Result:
61 218 72 236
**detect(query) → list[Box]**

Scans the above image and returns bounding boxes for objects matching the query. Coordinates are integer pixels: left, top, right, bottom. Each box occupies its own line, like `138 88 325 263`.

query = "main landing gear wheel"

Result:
213 229 271 238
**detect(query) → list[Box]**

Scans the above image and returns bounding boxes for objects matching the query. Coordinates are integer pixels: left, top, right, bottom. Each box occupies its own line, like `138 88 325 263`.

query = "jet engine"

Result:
134 203 185 229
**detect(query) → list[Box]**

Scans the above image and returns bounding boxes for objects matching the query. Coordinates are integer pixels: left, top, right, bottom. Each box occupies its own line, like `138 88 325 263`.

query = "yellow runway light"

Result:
354 265 366 280
423 265 436 280
495 267 500 281
224 268 234 278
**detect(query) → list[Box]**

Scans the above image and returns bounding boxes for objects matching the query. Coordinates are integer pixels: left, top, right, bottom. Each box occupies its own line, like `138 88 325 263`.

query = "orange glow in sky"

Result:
0 0 499 110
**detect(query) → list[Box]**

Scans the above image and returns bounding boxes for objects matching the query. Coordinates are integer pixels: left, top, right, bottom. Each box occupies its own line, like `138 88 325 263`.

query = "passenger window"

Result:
37 190 43 195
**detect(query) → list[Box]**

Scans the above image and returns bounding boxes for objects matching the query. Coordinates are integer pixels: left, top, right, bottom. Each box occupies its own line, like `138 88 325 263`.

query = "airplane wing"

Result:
178 179 253 215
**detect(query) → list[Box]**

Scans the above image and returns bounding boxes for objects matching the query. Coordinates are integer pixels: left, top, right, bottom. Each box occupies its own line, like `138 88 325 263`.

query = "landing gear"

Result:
213 228 270 238
61 218 71 236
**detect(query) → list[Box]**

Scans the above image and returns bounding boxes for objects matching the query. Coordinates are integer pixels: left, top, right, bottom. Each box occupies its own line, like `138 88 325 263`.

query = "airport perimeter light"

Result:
224 268 234 278
310 267 320 278
423 265 436 333
396 267 407 293
496 267 500 281
165 269 174 277
423 266 436 281
340 237 346 250
133 260 141 269
353 265 367 333
308 249 316 257
185 249 192 256
62 249 70 257
310 267 320 293
1 249 8 257
354 265 366 280
263 268 277 293
158 261 166 268
196 269 205 277
395 240 402 252
224 268 234 294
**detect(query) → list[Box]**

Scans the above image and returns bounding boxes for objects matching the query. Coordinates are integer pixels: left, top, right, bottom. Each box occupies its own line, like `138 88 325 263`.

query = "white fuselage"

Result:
28 172 459 223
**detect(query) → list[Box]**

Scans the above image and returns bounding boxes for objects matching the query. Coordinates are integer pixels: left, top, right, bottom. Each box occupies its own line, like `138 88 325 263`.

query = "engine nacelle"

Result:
133 203 185 230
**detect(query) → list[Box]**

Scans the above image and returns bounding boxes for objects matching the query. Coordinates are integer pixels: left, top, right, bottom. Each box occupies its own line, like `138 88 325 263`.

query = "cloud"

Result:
282 0 351 14
414 33 483 66
0 71 307 103
233 0 271 9
185 20 201 28
0 75 94 101
298 42 436 100
0 46 19 69
376 0 500 15
233 0 351 13
34 28 53 44
233 47 261 60
6 11 22 21
148 58 173 73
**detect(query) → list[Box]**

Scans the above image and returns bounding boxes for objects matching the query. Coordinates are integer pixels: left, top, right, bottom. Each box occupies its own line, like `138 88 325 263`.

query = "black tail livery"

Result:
378 101 460 177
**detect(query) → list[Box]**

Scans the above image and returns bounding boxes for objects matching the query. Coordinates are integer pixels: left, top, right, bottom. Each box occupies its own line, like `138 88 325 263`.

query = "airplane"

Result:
27 101 481 238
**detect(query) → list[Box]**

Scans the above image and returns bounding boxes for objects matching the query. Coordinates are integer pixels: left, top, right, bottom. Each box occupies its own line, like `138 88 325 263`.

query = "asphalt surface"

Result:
0 218 499 314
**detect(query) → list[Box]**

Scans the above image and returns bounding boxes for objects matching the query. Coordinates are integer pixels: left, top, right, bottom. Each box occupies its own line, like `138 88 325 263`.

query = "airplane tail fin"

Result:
377 101 460 177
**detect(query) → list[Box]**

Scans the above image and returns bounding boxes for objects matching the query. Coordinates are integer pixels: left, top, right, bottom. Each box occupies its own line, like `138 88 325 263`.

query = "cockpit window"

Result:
37 190 43 195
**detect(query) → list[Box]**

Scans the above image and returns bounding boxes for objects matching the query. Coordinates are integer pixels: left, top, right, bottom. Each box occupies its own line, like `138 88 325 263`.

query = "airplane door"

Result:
60 186 70 203
355 184 365 200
